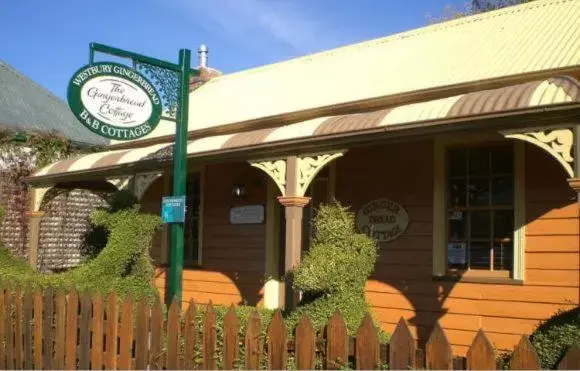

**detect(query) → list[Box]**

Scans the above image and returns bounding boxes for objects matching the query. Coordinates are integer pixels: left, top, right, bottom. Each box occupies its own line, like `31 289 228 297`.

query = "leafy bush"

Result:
530 306 580 369
0 206 162 303
190 304 274 369
81 189 139 259
286 201 387 342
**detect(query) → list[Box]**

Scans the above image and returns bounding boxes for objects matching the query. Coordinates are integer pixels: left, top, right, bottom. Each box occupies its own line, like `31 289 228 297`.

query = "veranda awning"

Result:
28 76 580 185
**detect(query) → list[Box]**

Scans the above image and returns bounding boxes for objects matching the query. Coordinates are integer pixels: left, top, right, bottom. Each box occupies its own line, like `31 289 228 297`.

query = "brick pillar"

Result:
278 195 310 310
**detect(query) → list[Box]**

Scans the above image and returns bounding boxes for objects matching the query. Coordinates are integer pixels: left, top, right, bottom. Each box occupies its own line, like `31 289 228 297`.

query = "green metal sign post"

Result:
86 43 196 305
169 49 191 305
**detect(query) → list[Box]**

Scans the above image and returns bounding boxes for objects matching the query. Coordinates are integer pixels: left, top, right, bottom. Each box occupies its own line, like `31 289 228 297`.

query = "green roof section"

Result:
0 60 107 146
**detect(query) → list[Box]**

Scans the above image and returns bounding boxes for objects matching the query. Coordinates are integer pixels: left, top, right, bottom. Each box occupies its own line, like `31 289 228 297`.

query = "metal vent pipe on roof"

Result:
198 44 208 67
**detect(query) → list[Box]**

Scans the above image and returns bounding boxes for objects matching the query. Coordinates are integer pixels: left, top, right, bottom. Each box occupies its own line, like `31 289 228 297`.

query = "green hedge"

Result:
191 305 274 369
0 205 161 303
286 201 388 343
81 189 140 259
530 307 580 369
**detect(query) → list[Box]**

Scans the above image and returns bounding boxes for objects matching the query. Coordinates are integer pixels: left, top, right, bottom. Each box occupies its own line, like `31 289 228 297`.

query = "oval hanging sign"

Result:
67 62 162 140
356 198 409 243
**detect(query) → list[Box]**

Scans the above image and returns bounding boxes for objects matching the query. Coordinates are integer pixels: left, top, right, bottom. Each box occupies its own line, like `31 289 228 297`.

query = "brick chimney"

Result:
189 44 221 91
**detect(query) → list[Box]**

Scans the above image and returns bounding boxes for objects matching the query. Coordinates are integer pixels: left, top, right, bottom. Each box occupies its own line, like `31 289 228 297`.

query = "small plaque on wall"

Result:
230 205 265 224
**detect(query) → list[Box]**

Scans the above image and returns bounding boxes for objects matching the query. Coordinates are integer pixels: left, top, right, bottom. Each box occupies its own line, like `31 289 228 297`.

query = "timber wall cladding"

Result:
0 171 28 258
156 162 269 306
334 141 579 355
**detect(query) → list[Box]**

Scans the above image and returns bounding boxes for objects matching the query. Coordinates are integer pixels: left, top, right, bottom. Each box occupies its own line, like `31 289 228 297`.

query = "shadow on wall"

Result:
147 163 269 307
152 141 577 352
332 141 578 353
375 197 576 351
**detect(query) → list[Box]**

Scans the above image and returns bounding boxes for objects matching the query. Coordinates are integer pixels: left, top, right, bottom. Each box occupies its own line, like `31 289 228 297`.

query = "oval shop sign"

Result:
67 62 162 140
357 198 409 242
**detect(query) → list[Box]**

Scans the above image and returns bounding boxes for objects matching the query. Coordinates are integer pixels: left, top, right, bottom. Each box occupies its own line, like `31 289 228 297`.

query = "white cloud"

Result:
173 0 341 56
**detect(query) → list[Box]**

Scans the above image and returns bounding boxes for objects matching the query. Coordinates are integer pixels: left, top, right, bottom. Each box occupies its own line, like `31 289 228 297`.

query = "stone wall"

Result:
37 188 110 272
0 170 29 258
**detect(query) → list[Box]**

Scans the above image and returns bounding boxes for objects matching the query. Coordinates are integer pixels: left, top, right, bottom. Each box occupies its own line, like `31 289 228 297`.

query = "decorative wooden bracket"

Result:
32 187 51 212
249 159 287 196
107 176 131 191
502 128 575 178
132 172 163 200
249 150 345 197
295 152 344 197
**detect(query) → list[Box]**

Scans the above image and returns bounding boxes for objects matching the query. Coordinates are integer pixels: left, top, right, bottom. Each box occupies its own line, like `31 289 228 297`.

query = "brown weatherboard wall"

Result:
334 140 579 355
153 162 268 306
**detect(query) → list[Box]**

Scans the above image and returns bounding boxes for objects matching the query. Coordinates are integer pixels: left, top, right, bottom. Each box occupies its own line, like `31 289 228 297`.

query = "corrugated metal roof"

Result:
123 0 580 145
31 75 580 182
0 60 107 145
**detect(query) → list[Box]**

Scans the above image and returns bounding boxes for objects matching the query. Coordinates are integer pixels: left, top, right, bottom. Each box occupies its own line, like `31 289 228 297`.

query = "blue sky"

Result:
0 0 465 99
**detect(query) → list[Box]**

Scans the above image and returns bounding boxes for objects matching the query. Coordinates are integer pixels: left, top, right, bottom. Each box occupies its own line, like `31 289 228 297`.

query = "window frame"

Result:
433 135 525 283
446 144 515 274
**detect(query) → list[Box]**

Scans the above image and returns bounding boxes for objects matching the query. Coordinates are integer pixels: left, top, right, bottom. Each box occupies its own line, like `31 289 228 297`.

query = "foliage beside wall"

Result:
0 129 76 174
0 129 103 257
191 304 274 369
530 307 580 369
286 201 387 341
80 189 139 260
0 206 162 303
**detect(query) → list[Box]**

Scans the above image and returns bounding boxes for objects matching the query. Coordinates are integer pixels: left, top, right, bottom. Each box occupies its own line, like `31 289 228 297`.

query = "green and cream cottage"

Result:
27 0 580 354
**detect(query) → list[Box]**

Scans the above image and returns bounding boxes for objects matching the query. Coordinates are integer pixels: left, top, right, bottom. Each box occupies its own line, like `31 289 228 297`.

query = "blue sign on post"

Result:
162 196 186 223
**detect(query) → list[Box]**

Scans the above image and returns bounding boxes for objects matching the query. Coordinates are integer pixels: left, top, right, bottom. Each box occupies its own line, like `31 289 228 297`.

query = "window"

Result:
184 173 202 265
446 145 514 275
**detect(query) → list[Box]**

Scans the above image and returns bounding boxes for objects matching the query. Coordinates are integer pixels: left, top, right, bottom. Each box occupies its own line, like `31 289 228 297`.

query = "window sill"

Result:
433 274 524 285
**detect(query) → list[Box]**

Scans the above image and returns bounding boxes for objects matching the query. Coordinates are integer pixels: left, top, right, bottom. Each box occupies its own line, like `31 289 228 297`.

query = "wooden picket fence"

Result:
0 287 579 370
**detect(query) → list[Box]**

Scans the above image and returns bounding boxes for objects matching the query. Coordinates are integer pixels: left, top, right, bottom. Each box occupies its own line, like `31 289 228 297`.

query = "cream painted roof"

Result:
114 0 580 145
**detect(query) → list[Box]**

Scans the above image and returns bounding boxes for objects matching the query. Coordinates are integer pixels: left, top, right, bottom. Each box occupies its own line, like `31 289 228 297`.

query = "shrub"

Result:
191 304 274 369
0 206 162 303
530 306 580 369
286 201 387 342
81 189 139 259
